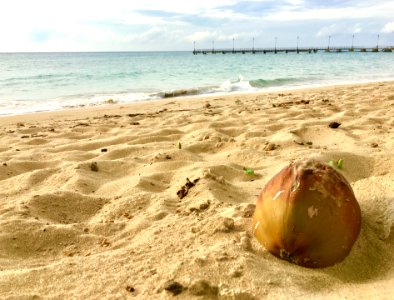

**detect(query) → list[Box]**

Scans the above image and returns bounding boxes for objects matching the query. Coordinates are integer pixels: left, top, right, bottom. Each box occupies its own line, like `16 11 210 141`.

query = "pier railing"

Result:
193 46 393 55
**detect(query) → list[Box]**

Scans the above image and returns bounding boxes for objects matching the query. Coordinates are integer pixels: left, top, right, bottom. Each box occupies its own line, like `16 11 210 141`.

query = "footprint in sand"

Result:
136 172 173 193
0 220 84 259
292 126 359 151
28 191 109 224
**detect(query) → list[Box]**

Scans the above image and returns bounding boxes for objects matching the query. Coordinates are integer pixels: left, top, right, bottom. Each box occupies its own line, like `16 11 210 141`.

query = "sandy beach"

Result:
0 81 394 299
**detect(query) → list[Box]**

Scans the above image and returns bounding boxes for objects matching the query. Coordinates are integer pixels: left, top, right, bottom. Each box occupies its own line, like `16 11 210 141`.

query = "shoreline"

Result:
1 79 394 122
2 78 394 118
1 80 393 299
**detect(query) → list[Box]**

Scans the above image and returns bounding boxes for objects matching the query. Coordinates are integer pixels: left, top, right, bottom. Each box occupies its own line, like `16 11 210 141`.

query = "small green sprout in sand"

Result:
337 159 344 169
244 168 255 175
327 159 344 169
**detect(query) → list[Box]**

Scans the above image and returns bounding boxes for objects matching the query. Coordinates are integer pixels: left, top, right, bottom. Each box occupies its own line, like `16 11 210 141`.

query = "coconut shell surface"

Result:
253 159 361 268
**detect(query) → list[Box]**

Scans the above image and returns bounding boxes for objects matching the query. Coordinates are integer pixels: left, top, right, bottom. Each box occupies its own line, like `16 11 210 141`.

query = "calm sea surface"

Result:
0 51 393 115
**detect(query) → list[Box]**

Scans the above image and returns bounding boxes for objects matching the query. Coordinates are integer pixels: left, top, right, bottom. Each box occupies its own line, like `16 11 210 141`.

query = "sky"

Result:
0 0 393 52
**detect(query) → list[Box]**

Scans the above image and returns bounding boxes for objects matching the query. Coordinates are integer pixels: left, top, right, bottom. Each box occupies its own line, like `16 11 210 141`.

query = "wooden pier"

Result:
193 46 393 55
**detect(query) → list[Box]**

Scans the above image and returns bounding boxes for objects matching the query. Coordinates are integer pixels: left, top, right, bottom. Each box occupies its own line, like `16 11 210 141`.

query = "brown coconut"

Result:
253 159 361 268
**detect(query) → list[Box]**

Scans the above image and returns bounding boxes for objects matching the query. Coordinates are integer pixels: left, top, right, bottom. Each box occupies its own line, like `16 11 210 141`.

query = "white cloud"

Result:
0 0 392 51
202 8 252 21
263 2 394 21
317 24 339 37
382 21 394 33
185 31 246 44
185 32 215 43
317 23 364 37
129 0 235 15
353 23 363 34
284 0 304 5
127 28 169 43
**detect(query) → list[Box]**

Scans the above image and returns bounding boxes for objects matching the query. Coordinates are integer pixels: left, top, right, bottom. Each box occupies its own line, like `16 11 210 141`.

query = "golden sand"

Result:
0 81 393 299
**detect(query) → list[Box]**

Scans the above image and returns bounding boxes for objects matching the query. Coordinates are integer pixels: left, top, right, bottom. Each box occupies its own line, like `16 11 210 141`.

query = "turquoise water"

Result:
0 51 393 115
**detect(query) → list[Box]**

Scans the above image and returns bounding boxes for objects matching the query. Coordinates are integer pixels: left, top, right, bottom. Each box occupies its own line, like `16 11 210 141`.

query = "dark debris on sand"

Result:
90 162 99 172
163 280 184 296
177 178 200 199
329 121 341 129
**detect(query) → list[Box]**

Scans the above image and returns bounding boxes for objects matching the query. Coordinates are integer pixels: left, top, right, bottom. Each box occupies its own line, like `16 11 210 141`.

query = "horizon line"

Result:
1 45 394 54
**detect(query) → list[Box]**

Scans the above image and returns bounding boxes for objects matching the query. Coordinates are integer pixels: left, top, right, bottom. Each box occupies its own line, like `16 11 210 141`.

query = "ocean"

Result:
0 51 393 115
